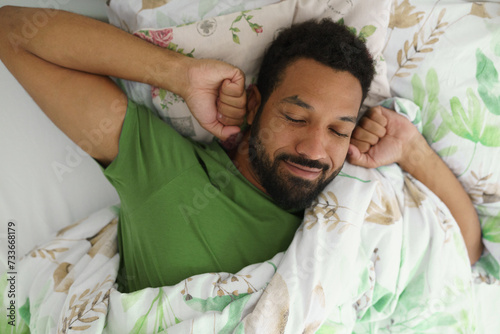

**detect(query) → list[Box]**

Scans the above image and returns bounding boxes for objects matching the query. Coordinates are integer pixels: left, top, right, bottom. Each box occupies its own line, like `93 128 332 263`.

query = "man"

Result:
0 6 482 293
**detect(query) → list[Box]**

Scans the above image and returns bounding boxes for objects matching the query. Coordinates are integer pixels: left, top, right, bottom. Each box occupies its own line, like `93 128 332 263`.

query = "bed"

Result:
1 0 499 332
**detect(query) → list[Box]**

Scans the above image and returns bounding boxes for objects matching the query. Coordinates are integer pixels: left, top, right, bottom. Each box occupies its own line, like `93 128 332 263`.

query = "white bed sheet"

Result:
0 0 118 272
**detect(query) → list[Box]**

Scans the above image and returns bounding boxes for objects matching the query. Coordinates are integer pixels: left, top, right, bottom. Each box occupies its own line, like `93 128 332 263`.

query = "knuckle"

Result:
234 108 247 118
232 99 246 109
359 117 370 127
352 127 362 137
368 136 379 145
359 144 370 153
217 104 228 115
379 127 387 137
372 105 384 114
221 107 244 119
366 107 377 117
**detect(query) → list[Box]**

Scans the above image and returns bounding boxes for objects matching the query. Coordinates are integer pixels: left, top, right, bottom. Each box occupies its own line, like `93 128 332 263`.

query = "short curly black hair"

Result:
256 18 375 109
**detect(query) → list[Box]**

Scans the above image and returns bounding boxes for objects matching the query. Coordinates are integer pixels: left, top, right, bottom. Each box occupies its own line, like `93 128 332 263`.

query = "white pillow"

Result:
0 62 119 271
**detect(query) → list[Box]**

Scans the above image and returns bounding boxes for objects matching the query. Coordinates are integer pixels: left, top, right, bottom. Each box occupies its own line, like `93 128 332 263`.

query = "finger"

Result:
219 89 247 109
217 100 246 124
366 106 388 127
217 110 244 127
351 126 380 146
358 116 387 138
217 96 247 118
220 69 246 97
350 137 371 153
220 125 242 140
347 143 373 168
205 120 241 141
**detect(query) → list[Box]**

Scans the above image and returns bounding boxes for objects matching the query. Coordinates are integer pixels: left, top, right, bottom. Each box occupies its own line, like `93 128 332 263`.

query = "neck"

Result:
230 130 268 194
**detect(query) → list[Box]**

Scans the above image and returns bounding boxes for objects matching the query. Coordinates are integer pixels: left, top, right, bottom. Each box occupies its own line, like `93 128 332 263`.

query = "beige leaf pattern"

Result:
435 207 454 243
29 247 69 262
244 273 289 333
389 0 425 29
365 185 401 225
57 220 84 237
86 218 118 258
470 3 491 18
182 273 257 299
474 272 500 285
304 191 350 233
140 0 170 11
59 276 113 333
383 0 426 53
392 7 448 80
468 171 500 204
53 262 74 293
404 176 427 208
313 284 326 308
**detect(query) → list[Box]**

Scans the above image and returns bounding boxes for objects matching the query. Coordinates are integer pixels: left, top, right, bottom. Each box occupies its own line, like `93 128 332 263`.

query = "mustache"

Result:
276 153 330 172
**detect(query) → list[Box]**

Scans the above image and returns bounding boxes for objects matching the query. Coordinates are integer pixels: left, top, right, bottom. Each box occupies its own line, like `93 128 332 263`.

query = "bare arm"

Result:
0 6 246 165
399 134 483 264
348 106 483 265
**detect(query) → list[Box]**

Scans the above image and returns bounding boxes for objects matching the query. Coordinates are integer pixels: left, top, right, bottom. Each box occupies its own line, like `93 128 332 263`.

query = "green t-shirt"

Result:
104 100 302 292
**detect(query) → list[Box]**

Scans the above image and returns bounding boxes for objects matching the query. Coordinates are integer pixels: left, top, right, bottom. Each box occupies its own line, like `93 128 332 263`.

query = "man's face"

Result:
247 58 363 211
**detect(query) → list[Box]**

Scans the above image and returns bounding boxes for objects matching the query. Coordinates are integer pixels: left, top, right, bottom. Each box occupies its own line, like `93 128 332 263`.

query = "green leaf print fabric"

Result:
3 0 500 332
384 2 500 332
384 0 500 291
5 98 500 333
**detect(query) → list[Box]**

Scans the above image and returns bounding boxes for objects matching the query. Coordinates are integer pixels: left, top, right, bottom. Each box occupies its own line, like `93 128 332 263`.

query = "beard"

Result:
248 124 343 211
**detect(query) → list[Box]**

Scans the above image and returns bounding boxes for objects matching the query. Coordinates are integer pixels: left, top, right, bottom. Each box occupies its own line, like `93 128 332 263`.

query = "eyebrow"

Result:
282 95 313 110
339 116 357 124
281 95 357 124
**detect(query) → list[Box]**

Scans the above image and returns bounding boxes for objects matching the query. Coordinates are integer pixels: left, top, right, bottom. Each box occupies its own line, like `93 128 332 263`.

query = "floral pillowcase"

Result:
121 0 392 143
383 0 500 279
131 3 290 143
106 0 281 33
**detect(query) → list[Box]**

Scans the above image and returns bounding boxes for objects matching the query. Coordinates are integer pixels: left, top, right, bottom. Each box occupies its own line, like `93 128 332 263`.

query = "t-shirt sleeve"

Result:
103 99 200 209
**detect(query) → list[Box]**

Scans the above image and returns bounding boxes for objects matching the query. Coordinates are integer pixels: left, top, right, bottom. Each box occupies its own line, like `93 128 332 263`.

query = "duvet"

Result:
4 100 499 333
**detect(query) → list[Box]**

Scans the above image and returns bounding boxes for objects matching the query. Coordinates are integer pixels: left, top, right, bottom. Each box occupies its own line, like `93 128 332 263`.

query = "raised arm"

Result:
348 106 483 265
0 6 246 165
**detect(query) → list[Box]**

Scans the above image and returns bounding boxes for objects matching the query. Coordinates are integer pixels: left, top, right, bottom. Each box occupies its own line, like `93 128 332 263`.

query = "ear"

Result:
246 85 261 126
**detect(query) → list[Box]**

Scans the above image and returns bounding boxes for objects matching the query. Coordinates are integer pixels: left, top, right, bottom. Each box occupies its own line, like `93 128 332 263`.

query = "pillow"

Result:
107 0 392 142
106 0 283 139
106 0 282 31
0 9 119 270
383 0 500 278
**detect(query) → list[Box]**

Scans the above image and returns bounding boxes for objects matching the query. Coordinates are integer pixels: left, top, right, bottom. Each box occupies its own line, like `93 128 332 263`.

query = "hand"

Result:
179 57 247 140
347 106 422 169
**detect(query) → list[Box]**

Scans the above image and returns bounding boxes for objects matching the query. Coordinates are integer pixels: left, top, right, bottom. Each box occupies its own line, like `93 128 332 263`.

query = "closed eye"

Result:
285 113 348 137
330 128 349 138
284 114 305 123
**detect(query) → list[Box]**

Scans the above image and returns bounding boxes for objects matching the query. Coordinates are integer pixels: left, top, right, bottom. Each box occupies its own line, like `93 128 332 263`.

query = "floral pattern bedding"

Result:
2 0 500 333
383 0 500 290
2 98 500 333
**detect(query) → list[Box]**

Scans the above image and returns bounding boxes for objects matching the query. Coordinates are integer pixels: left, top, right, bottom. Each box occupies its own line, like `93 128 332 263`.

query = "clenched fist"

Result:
347 106 422 169
179 57 247 141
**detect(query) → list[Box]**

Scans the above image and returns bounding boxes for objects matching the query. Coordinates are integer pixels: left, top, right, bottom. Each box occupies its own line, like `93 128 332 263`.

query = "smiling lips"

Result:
283 160 324 180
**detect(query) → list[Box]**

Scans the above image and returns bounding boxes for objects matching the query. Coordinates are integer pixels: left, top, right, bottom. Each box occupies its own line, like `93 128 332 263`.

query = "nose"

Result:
295 128 329 162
